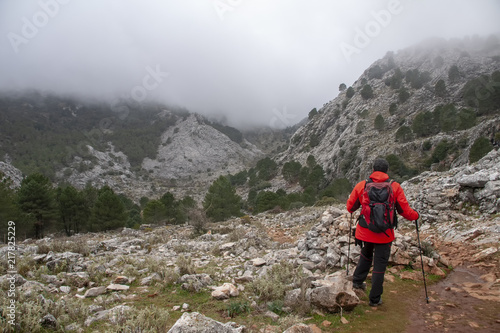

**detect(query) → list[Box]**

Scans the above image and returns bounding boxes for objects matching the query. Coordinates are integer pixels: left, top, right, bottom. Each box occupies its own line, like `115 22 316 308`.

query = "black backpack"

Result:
357 179 397 237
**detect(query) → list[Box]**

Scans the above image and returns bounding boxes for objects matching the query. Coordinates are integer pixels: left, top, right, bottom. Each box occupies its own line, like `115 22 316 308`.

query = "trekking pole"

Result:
415 219 429 303
346 213 352 276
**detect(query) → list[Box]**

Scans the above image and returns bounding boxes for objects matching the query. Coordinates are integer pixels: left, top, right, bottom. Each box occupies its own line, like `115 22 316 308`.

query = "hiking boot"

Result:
369 299 383 307
352 282 366 291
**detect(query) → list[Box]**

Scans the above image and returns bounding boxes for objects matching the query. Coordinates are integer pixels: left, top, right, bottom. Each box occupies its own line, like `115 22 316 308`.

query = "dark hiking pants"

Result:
352 241 392 304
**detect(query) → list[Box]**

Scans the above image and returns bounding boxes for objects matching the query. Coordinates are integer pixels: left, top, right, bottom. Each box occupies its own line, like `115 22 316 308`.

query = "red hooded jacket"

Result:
346 171 419 244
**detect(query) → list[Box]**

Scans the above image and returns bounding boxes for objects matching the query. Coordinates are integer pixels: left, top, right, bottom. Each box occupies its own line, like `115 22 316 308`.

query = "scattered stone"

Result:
472 247 498 261
84 286 107 298
40 314 58 329
340 316 349 324
211 283 239 299
283 324 314 333
178 274 213 292
106 284 129 291
251 258 266 266
114 276 129 284
308 324 322 333
60 286 71 294
264 310 280 321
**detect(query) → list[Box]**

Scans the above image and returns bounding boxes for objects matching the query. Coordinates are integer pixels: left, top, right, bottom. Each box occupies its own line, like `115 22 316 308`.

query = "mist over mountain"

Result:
1 1 499 127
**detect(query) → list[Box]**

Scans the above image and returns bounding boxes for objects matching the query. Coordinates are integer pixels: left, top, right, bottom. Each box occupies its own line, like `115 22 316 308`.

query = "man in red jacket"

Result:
346 158 419 306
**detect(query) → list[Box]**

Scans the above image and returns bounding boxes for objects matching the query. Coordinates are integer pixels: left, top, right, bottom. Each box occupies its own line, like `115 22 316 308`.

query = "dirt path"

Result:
405 262 500 332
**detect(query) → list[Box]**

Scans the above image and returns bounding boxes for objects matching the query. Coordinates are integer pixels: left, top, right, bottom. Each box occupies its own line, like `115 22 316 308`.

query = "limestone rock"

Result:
167 312 245 333
84 286 107 297
211 283 239 300
40 314 58 329
283 324 314 333
106 284 130 291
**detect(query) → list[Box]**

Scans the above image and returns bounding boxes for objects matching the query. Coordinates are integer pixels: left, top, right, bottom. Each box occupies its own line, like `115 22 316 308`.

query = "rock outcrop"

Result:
278 37 500 185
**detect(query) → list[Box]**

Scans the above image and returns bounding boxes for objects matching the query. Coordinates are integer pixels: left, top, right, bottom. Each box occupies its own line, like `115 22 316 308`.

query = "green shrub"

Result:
116 306 170 332
346 86 355 98
320 178 352 201
249 261 304 302
406 69 431 89
308 108 318 120
389 103 398 115
386 154 417 181
395 125 413 143
462 71 500 115
176 255 196 276
309 133 320 147
412 111 438 137
457 109 476 130
428 139 455 165
368 65 385 79
374 114 385 131
268 300 286 316
226 301 251 318
448 65 460 81
355 121 365 134
255 191 281 213
469 137 493 163
357 109 369 118
398 87 410 103
435 79 446 97
389 68 404 89
361 84 374 99
282 161 302 184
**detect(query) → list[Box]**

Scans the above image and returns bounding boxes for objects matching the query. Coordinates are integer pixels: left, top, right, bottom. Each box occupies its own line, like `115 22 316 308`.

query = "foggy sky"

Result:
1 0 499 128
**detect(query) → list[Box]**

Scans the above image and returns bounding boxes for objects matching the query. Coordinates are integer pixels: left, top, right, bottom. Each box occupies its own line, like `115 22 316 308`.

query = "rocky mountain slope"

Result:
142 114 262 181
1 149 498 332
0 94 282 200
278 36 500 184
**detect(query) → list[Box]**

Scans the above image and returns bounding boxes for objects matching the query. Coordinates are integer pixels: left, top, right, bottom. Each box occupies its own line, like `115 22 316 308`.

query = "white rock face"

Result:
142 114 262 179
0 160 23 187
278 38 500 184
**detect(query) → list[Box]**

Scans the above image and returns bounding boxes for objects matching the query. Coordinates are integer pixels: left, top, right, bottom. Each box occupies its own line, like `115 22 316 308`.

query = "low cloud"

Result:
1 0 499 128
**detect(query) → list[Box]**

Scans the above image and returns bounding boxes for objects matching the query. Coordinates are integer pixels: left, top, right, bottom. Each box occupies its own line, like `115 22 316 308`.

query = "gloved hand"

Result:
355 238 363 247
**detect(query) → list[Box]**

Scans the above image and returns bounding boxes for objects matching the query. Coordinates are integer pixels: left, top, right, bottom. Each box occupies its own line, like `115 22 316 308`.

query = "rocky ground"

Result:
0 202 498 332
1 150 499 332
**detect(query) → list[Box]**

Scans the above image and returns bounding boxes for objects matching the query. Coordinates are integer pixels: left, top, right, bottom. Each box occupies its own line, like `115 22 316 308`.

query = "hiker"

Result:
346 158 419 306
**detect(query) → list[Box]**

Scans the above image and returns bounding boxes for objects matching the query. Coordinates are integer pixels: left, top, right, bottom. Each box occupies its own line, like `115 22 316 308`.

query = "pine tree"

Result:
17 173 56 238
56 185 88 236
143 200 166 224
0 173 21 241
203 176 242 221
90 186 126 231
282 161 302 183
